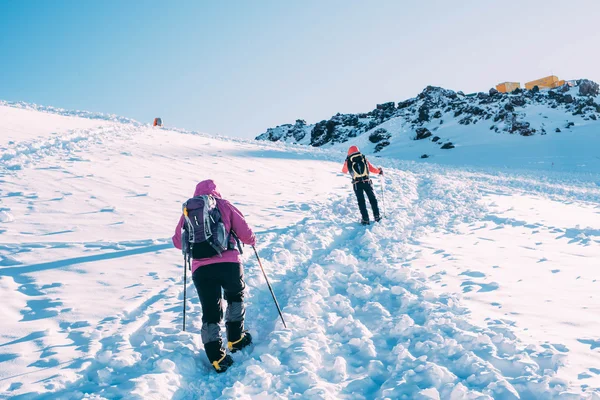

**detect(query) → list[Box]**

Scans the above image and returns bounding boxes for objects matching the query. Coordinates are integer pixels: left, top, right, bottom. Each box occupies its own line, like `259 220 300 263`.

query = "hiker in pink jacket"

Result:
172 179 256 372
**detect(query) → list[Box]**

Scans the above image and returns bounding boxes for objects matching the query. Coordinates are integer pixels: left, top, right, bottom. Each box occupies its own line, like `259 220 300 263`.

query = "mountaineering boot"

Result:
227 320 252 353
205 340 234 373
228 331 253 353
361 220 370 226
374 215 382 222
213 354 234 373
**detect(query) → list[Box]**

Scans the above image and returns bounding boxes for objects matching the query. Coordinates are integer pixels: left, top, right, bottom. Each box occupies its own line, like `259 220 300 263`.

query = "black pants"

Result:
353 180 380 222
192 262 246 361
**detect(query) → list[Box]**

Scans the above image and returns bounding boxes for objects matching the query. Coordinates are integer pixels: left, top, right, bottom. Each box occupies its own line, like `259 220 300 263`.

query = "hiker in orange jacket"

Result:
342 146 383 225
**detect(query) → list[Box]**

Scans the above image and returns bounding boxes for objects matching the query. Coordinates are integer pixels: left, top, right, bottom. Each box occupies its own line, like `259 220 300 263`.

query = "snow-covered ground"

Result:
0 105 115 146
1 103 599 399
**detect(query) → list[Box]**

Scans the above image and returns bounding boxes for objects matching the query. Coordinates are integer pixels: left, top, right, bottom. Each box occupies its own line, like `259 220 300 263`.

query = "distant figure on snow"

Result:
153 117 163 127
342 145 383 225
172 179 256 373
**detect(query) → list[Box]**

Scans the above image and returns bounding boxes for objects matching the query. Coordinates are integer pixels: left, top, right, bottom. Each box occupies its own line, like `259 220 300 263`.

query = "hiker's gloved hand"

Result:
379 168 384 176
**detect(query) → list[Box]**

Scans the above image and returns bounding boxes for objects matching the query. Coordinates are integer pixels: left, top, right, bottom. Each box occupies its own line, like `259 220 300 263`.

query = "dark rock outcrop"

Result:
374 141 390 153
415 127 432 140
369 128 391 143
578 79 599 97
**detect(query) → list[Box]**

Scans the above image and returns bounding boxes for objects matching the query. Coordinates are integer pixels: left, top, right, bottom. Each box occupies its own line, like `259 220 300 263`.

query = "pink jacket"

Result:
172 180 256 273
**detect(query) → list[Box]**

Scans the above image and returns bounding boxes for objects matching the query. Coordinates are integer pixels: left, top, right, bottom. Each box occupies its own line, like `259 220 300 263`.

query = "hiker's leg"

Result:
365 180 381 219
353 183 369 221
192 265 225 363
221 263 247 343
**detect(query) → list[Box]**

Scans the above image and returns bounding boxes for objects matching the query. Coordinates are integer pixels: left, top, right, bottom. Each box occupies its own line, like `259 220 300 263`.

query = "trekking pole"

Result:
380 175 386 218
182 253 188 332
252 246 287 329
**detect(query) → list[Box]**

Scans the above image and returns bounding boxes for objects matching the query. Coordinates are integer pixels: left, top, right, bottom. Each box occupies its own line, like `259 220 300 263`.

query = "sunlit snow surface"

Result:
1 102 599 399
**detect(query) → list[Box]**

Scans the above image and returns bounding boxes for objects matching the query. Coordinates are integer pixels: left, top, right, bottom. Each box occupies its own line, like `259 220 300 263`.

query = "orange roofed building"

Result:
496 82 521 93
524 75 565 90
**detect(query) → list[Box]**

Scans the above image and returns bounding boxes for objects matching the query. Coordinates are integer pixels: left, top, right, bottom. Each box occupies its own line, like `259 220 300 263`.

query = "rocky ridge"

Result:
256 79 600 154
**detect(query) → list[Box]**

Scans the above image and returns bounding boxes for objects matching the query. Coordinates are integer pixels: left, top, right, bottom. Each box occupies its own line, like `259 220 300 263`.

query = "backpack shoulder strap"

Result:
229 229 243 254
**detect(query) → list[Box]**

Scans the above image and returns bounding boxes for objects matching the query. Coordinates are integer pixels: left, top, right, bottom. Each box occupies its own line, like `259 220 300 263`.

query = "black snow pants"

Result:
192 262 246 362
353 179 380 222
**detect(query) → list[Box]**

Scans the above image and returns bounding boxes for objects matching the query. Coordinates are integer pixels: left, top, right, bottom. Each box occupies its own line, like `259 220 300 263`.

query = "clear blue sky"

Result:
1 0 599 138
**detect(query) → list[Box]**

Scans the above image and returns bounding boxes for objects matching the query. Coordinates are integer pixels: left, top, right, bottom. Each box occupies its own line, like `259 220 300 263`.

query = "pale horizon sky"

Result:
1 0 599 138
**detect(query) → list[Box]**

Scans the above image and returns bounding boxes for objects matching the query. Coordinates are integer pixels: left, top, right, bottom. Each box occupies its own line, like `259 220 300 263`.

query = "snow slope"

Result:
1 103 600 399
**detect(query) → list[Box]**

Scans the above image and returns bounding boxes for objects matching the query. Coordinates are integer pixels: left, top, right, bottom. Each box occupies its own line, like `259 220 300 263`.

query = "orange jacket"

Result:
342 146 381 175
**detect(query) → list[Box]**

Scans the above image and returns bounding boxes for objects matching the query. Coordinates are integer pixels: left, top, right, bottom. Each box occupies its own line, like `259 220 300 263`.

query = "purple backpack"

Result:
181 195 238 259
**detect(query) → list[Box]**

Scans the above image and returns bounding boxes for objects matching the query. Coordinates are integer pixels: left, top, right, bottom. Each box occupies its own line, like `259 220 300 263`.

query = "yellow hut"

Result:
525 75 565 90
496 82 521 93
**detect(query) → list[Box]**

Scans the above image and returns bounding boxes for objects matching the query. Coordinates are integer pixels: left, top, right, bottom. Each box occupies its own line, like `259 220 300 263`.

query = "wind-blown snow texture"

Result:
1 101 600 399
256 80 600 173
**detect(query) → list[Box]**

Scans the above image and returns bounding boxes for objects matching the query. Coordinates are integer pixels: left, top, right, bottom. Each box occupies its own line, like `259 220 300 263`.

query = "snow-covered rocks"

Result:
578 79 600 97
256 80 600 162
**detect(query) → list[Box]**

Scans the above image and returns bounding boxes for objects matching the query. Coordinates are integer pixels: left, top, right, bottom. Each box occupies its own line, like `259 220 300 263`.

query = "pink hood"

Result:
194 179 222 198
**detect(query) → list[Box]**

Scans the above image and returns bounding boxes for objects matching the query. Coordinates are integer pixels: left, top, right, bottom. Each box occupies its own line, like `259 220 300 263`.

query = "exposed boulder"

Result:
256 119 309 142
369 128 391 143
374 141 390 153
559 84 571 93
417 104 430 123
510 121 535 136
397 98 416 109
578 79 599 97
415 127 432 140
459 116 473 125
511 97 526 107
342 115 359 127
310 120 331 146
377 102 395 110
